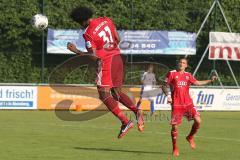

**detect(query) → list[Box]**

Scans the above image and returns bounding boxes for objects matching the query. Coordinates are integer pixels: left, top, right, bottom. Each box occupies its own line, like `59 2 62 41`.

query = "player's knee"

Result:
111 88 121 101
194 117 201 129
195 123 200 129
99 93 111 102
172 125 178 132
195 116 201 125
198 118 201 125
98 89 111 102
111 91 119 100
98 93 105 102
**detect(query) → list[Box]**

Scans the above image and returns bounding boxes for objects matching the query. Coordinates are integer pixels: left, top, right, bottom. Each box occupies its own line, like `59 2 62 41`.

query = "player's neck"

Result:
88 18 92 23
83 19 91 28
178 69 185 74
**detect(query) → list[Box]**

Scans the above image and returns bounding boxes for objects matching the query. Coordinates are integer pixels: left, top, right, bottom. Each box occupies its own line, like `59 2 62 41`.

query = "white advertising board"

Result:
0 86 37 110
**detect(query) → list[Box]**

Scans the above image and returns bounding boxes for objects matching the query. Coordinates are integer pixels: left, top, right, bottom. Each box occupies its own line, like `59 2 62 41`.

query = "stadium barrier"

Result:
153 87 240 111
0 84 239 111
38 85 149 111
0 85 37 110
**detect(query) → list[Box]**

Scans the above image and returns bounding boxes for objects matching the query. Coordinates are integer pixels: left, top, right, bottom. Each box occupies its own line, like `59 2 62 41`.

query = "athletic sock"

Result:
116 92 138 114
103 96 129 125
171 130 178 149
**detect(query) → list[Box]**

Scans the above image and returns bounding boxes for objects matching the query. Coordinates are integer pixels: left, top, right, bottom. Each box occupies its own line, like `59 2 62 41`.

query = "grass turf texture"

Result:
0 111 239 160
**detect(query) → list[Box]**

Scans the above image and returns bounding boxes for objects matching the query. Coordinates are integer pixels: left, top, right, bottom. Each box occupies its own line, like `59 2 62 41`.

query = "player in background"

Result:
162 57 217 157
67 7 144 139
137 64 157 115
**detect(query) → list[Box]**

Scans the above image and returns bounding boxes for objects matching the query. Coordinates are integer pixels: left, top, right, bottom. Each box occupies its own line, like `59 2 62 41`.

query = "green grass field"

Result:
0 110 239 160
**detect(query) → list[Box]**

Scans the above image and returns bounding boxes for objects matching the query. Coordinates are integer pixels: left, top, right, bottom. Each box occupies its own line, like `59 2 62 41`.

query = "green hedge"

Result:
0 0 239 85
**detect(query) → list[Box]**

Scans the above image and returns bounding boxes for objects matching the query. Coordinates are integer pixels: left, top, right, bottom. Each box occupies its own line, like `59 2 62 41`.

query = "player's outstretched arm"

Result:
193 76 217 86
67 42 99 61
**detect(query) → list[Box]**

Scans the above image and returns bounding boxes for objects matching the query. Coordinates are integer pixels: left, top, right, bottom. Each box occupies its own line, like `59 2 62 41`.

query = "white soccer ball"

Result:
32 14 48 30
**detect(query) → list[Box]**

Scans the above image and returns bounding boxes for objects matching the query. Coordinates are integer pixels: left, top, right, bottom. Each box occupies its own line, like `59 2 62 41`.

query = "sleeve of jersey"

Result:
164 72 172 85
83 33 96 52
106 17 118 42
106 17 114 25
189 74 197 84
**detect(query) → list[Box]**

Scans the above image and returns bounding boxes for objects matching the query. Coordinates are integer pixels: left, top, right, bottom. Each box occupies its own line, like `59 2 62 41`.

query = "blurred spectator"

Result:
137 64 157 115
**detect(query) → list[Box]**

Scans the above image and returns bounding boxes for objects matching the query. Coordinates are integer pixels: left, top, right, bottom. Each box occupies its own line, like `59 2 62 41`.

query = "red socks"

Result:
113 92 138 114
102 96 129 125
171 130 178 149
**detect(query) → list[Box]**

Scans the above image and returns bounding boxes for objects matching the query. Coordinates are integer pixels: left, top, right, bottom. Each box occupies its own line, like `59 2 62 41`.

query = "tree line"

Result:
0 0 239 85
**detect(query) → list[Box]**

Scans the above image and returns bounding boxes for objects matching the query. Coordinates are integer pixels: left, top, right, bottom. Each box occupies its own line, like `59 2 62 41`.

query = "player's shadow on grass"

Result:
74 147 169 155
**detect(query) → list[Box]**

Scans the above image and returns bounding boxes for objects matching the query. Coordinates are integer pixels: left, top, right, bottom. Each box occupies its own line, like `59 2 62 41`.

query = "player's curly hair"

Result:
70 6 93 23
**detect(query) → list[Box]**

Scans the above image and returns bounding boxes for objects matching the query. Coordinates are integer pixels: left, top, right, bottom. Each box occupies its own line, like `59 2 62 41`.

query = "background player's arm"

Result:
153 74 157 86
141 72 146 84
193 76 217 86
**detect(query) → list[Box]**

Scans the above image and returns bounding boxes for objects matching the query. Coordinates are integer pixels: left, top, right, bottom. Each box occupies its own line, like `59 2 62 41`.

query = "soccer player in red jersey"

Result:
67 7 144 139
163 57 217 156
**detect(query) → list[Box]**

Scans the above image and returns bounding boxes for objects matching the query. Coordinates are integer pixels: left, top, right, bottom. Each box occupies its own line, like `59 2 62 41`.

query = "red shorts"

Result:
171 104 200 125
96 54 123 88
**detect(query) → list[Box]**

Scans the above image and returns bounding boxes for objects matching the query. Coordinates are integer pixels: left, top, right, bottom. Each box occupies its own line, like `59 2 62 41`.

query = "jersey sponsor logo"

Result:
86 41 92 48
177 81 187 87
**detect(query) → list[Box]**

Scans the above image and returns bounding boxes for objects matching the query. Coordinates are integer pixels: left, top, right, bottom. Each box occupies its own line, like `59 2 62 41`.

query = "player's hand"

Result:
67 42 77 53
167 96 172 104
211 75 217 82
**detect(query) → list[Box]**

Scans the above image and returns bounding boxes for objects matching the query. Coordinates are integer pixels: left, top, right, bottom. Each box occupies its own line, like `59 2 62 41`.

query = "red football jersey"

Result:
165 70 197 106
83 17 120 60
